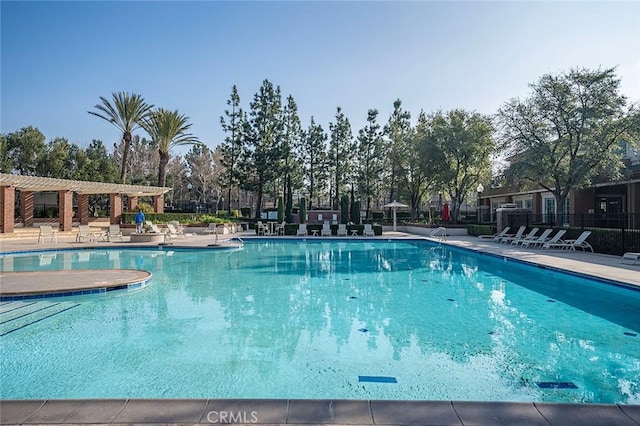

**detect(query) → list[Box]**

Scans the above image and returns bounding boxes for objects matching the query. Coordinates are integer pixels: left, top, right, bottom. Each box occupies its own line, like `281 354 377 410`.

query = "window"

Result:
524 199 532 210
543 198 555 223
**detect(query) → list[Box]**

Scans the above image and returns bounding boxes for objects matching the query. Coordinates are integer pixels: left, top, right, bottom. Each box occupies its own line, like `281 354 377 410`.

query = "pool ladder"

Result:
430 226 447 242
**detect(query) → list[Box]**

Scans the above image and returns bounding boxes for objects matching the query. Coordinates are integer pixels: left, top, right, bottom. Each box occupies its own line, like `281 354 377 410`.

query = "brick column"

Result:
153 194 164 213
77 194 90 225
20 191 35 227
110 193 122 225
128 196 139 212
0 186 16 233
58 190 73 231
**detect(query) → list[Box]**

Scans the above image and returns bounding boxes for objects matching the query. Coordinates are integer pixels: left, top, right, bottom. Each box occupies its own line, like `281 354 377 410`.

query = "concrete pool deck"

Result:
1 229 639 425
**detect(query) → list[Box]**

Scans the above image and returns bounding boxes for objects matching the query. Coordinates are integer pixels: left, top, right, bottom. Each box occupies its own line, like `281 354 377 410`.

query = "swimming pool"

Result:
1 240 639 403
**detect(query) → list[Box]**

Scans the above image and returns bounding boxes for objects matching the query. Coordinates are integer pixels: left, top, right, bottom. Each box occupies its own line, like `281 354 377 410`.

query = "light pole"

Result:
476 184 484 223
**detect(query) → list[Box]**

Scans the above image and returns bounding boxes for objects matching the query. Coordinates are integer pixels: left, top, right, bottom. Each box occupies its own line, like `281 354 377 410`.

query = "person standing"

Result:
135 209 145 233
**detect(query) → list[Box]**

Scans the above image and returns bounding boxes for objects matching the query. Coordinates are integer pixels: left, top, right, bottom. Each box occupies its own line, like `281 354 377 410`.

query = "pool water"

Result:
1 240 639 403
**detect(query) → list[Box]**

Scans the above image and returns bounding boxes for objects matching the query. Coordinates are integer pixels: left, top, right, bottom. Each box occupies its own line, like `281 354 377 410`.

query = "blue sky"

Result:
2 1 639 154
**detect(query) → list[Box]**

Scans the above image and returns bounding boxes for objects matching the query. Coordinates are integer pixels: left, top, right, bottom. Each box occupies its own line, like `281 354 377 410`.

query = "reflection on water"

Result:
0 242 639 403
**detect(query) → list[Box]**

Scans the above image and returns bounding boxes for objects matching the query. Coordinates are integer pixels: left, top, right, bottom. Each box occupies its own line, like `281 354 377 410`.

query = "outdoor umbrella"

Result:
442 202 450 222
382 200 409 232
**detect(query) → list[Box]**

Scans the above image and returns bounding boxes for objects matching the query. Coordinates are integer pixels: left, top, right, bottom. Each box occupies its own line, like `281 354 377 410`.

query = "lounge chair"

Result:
478 227 511 241
321 222 332 236
543 231 593 252
520 229 553 248
337 223 347 236
510 228 539 246
296 224 307 236
166 223 185 238
539 230 567 250
203 223 218 235
622 252 640 265
107 224 123 241
76 225 95 242
363 223 375 237
499 226 526 244
38 225 58 243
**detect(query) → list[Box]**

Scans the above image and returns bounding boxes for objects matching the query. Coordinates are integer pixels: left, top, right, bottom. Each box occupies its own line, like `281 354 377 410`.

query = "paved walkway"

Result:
1 229 638 425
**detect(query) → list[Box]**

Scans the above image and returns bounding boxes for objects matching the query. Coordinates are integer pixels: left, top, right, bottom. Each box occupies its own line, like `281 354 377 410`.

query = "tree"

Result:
497 67 640 225
242 80 285 219
0 134 11 173
356 109 385 218
427 109 495 223
115 135 158 185
281 95 303 222
3 126 46 175
384 99 412 209
328 107 354 209
81 140 119 183
401 111 439 219
141 108 200 187
88 91 153 183
185 144 219 206
300 117 328 208
220 85 246 214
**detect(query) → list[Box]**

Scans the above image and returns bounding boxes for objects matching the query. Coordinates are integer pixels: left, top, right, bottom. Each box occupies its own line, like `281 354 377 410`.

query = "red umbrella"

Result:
442 202 450 221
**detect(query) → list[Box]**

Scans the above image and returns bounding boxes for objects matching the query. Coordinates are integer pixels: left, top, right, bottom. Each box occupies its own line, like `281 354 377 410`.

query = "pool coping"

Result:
1 399 639 425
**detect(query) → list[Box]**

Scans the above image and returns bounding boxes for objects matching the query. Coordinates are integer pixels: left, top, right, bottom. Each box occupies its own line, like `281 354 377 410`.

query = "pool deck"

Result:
1 229 639 425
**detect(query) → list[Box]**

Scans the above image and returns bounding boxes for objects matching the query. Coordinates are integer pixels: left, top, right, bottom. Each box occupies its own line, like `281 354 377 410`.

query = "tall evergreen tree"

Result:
243 79 285 219
300 117 328 208
220 85 246 214
328 107 353 209
356 109 385 218
384 99 412 206
281 95 303 221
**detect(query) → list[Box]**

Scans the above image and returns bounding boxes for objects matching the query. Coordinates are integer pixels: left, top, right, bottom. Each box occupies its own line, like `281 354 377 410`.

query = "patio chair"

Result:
38 225 58 243
256 221 271 236
275 221 286 236
166 223 185 238
510 228 539 246
107 224 123 241
520 229 553 248
538 230 567 250
337 223 347 237
622 252 640 265
363 223 375 237
76 225 95 242
543 230 592 252
478 227 511 241
321 222 332 236
499 226 526 244
296 224 307 236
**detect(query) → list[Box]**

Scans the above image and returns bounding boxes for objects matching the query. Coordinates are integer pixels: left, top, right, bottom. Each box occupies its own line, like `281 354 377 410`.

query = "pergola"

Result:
0 173 171 233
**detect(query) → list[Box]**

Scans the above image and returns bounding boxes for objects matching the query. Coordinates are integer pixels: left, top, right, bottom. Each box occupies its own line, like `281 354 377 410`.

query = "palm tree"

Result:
88 92 153 183
141 108 201 187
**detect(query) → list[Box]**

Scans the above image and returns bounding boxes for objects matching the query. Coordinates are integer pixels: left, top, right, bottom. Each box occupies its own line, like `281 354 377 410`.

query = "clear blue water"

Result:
1 240 639 403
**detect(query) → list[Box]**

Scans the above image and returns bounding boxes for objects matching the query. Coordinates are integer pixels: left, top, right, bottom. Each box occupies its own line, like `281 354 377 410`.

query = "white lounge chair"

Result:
499 226 526 244
107 224 123 241
166 223 185 238
38 225 58 243
76 225 95 242
363 223 375 237
520 229 553 248
544 231 593 252
297 224 307 236
510 228 539 246
478 227 511 241
321 222 332 236
622 252 640 265
540 230 568 250
337 224 347 236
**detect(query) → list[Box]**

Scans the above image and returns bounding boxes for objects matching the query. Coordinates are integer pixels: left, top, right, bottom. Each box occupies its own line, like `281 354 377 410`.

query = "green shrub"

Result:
467 224 495 236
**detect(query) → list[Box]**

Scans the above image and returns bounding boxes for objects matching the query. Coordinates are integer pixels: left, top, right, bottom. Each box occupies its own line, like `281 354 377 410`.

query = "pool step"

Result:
0 301 81 336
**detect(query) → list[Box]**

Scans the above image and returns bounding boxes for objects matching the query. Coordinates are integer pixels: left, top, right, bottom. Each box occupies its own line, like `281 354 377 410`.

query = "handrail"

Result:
430 226 447 241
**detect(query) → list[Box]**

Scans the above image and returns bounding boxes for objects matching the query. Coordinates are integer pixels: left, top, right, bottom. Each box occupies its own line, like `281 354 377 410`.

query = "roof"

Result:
0 173 171 196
